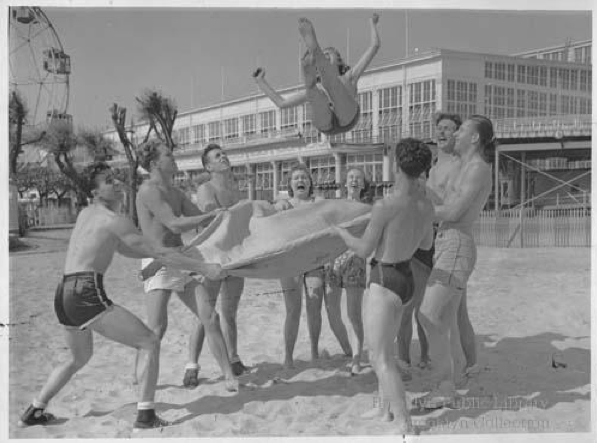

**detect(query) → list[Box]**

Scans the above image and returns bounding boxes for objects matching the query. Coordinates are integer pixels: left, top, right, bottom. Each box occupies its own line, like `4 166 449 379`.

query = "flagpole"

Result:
346 27 350 65
405 10 409 57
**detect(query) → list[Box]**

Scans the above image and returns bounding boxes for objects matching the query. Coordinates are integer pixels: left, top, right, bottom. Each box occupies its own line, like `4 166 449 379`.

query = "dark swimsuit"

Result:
413 223 439 270
322 104 361 136
54 272 113 329
369 258 415 305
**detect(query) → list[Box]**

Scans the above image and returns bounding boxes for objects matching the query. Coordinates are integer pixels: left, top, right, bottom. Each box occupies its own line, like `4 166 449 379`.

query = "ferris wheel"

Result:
9 6 71 129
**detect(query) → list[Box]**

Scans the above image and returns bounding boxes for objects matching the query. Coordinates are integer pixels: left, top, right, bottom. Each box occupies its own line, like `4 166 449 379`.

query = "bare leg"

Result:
398 259 430 365
36 328 93 405
301 52 335 132
458 288 476 368
366 283 412 432
345 287 364 373
304 273 324 361
324 285 352 357
92 305 160 403
134 289 171 384
298 18 358 125
192 282 238 391
281 277 302 368
418 283 462 407
220 276 244 363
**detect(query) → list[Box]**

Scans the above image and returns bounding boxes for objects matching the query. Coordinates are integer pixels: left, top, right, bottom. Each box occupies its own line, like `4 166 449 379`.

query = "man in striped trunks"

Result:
415 115 495 409
398 113 478 382
17 162 224 430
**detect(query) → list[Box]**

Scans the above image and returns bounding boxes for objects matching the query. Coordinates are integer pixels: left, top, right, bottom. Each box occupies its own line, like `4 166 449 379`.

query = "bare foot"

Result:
298 18 320 52
350 362 361 376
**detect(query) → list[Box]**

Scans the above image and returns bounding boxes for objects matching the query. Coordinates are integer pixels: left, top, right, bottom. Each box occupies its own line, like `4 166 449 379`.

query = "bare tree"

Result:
9 90 46 177
109 89 178 225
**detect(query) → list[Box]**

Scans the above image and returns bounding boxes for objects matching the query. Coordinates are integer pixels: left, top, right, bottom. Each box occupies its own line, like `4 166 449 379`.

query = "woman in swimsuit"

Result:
253 14 380 136
274 164 349 368
324 167 370 374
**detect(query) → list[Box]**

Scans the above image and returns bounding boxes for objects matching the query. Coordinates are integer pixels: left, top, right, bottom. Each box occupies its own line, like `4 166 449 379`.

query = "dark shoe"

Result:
231 360 249 376
133 409 171 430
182 368 199 388
18 405 56 427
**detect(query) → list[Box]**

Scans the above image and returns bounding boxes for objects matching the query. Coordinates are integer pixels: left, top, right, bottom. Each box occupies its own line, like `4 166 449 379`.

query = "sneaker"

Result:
133 410 171 430
182 367 200 388
231 360 249 376
17 405 56 427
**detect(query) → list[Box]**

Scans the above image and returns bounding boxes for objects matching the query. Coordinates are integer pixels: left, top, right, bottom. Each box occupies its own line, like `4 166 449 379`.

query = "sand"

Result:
7 229 591 438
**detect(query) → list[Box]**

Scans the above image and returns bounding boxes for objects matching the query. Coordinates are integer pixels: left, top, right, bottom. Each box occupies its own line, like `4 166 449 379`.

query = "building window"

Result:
549 94 558 115
278 160 295 191
208 121 221 142
549 67 558 88
517 65 526 83
409 80 436 139
485 61 493 79
350 91 373 142
559 68 570 90
527 65 539 85
507 64 515 82
539 66 547 86
346 152 383 183
231 165 248 191
242 114 256 136
259 110 276 134
528 91 539 117
494 62 505 81
506 88 515 118
516 90 526 117
570 69 578 90
192 124 205 144
447 80 476 119
223 118 239 141
538 92 547 116
174 127 190 146
447 80 455 100
378 86 402 142
580 70 588 91
281 107 299 131
579 97 591 115
309 155 336 186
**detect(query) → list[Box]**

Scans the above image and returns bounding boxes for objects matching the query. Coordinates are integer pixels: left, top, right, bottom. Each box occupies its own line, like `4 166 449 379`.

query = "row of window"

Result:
529 46 591 65
485 62 592 92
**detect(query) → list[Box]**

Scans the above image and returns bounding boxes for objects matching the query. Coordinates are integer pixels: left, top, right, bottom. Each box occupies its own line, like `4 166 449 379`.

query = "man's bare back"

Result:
375 188 434 264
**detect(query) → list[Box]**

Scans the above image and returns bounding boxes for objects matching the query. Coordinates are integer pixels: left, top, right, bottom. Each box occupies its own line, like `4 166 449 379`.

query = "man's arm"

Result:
334 200 388 259
111 216 225 280
419 205 435 251
137 184 217 234
434 163 486 222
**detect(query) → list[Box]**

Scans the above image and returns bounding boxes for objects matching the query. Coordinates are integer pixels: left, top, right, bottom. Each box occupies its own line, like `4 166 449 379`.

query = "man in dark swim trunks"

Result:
335 138 434 432
17 162 224 430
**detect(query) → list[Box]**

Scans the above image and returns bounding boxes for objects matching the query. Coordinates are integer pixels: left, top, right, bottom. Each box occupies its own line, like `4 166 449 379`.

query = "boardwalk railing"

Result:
474 208 591 247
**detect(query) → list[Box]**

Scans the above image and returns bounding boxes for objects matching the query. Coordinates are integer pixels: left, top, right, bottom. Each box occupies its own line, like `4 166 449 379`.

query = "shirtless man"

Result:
17 162 222 430
416 115 495 409
398 113 478 381
335 138 434 432
135 140 237 390
185 143 249 382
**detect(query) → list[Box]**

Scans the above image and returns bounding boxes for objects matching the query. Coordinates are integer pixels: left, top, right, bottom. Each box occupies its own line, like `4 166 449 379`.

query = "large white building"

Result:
106 41 592 208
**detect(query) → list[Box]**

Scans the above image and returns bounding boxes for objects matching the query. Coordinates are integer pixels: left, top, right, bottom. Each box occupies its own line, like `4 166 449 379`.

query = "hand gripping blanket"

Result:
186 199 371 279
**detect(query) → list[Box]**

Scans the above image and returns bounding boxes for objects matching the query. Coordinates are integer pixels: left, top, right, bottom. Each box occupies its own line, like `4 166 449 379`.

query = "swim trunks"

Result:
326 250 366 289
428 228 477 290
369 258 415 305
54 272 113 329
141 258 196 293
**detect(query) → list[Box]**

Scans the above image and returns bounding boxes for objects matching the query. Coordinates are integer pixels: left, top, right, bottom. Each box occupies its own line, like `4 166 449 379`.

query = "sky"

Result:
9 5 593 131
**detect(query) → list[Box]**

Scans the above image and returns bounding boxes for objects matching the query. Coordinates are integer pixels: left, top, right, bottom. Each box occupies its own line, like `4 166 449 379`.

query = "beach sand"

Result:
8 229 590 437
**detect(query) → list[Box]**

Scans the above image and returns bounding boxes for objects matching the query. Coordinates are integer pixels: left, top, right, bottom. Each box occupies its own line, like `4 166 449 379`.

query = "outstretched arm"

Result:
347 14 380 82
111 216 225 279
253 67 308 109
334 200 387 258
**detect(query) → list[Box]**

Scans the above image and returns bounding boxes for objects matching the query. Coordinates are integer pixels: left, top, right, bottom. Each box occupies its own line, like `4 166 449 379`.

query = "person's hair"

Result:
395 138 432 179
286 163 314 198
469 114 497 162
434 112 462 129
137 139 167 171
83 161 112 191
344 167 370 202
323 47 350 76
201 143 223 169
